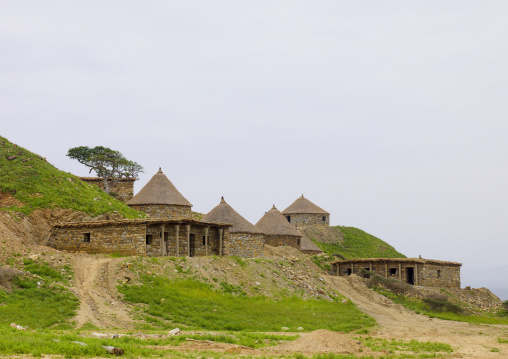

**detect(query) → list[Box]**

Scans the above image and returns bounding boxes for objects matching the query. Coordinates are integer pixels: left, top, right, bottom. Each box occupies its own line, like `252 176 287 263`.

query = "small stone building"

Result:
282 195 330 230
331 258 462 289
300 236 323 255
51 218 231 257
204 197 265 257
255 205 303 250
79 177 136 203
127 169 192 219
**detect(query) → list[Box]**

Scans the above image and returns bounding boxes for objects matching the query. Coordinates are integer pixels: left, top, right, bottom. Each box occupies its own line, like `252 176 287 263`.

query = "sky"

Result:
1 1 507 299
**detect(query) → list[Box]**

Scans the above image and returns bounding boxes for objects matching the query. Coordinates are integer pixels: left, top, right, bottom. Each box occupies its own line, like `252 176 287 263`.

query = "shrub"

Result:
422 298 463 314
424 291 449 302
367 274 411 296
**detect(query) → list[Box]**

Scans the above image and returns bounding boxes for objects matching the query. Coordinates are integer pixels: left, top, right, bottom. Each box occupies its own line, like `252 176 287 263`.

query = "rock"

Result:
342 299 348 305
281 327 289 330
6 156 17 161
10 323 16 328
16 325 26 330
161 298 165 302
255 281 261 286
168 328 181 335
92 332 109 338
297 327 304 331
29 254 39 260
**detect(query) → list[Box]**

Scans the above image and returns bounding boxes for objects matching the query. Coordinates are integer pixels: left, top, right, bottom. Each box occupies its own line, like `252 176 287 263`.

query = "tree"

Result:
67 146 143 194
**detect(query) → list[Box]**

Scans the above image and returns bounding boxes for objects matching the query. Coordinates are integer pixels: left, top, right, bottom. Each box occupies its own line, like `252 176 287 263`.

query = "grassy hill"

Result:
0 135 141 218
303 225 406 259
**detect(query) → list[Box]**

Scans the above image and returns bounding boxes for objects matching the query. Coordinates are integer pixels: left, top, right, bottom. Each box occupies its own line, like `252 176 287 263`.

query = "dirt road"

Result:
72 255 135 329
325 274 508 358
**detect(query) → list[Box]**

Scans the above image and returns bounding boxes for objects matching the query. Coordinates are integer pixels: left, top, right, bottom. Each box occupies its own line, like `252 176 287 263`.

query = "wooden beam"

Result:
160 225 166 256
385 262 388 278
399 263 402 281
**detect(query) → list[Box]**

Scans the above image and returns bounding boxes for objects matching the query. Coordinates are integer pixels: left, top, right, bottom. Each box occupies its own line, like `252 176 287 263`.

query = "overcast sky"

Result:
1 1 507 299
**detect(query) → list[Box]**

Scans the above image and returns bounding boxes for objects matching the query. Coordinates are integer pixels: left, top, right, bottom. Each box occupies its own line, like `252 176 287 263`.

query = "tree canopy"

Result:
67 146 143 194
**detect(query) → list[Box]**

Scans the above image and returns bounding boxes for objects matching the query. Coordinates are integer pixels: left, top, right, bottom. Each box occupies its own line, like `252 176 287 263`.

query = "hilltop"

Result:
0 135 141 218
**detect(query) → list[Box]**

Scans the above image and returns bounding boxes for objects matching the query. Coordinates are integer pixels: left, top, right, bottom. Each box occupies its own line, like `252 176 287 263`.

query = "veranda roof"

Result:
127 168 192 207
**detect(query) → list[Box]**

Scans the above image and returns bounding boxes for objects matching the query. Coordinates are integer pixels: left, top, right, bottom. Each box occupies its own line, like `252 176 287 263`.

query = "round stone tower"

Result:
281 195 330 230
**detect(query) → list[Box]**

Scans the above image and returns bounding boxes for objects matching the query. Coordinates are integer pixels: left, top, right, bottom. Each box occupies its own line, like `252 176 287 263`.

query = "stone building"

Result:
300 236 323 255
127 169 192 219
51 218 231 257
204 197 265 257
331 258 462 289
255 205 303 250
282 195 330 230
79 177 136 203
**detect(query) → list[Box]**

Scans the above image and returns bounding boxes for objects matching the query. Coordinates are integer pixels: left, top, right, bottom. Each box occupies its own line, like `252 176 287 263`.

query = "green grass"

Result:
0 275 78 329
119 276 375 332
315 227 405 259
0 135 142 218
360 337 453 354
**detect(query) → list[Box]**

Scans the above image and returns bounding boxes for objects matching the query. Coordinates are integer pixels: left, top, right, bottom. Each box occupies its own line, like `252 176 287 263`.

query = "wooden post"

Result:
415 263 419 286
186 224 191 257
205 227 209 256
385 262 388 278
219 228 223 256
399 263 402 281
369 262 372 272
160 225 166 256
351 262 354 275
175 224 180 257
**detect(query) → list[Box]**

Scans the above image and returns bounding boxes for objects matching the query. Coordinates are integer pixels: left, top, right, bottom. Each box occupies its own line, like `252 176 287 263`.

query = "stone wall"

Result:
224 233 264 257
80 178 135 203
333 261 461 289
286 213 329 230
130 204 192 219
264 235 301 250
145 224 229 257
51 224 146 255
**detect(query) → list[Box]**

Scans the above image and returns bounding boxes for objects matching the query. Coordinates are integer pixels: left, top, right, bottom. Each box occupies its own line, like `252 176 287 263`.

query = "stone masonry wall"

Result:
333 261 461 289
131 204 192 219
286 213 330 230
418 263 461 289
223 233 264 257
264 235 301 250
146 224 229 257
51 224 146 255
80 178 135 203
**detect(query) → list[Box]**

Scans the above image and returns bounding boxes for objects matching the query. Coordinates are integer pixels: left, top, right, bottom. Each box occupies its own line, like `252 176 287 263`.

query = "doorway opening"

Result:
406 267 415 285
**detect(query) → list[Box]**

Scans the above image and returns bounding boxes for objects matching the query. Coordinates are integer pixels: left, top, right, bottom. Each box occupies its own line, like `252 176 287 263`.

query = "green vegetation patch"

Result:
316 227 405 259
0 274 78 329
0 135 142 218
119 276 375 332
361 337 453 354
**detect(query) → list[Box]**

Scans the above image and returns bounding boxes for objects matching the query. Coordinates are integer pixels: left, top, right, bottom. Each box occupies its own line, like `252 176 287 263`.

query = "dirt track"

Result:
325 274 508 358
72 255 135 329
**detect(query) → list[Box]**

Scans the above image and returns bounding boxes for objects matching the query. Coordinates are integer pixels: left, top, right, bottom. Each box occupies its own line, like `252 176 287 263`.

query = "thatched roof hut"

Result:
300 236 322 253
255 205 302 236
204 197 264 235
282 195 329 215
127 168 192 207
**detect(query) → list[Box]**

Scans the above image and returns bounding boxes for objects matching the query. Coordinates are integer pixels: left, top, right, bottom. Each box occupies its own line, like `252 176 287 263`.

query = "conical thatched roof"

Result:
282 195 329 215
127 169 192 207
204 197 264 234
300 236 323 253
255 205 302 236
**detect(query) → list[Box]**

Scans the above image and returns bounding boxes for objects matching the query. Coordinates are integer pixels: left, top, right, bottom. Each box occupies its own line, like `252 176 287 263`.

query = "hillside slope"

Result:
303 225 405 259
0 135 141 218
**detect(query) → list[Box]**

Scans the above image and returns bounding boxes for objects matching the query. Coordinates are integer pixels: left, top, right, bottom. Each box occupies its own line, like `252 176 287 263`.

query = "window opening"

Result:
437 269 441 278
346 268 352 275
286 215 291 223
83 233 91 242
322 216 326 222
390 268 397 275
146 234 153 245
202 236 206 245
